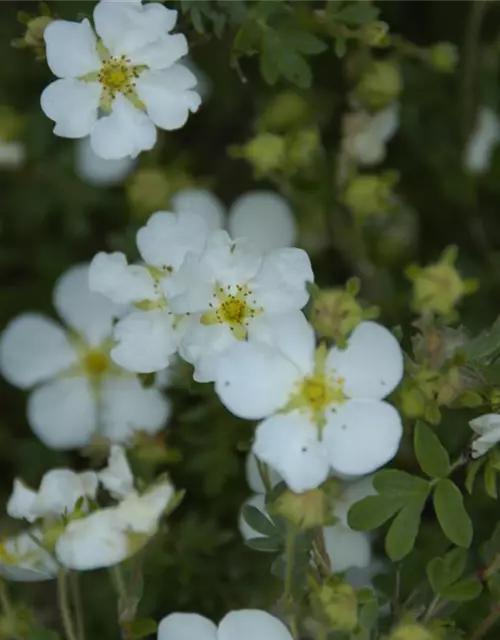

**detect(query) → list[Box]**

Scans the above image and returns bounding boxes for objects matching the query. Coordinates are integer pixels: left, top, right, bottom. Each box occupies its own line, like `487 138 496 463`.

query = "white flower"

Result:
0 529 58 582
168 233 313 382
464 106 500 173
171 188 298 252
0 264 171 449
469 413 500 458
0 138 25 169
7 469 98 523
41 0 201 159
342 103 399 167
56 446 174 570
75 135 136 186
215 315 403 492
89 211 211 372
158 610 293 640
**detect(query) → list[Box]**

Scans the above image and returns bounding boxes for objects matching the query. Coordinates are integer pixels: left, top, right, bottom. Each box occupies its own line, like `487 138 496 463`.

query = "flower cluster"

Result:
41 0 200 159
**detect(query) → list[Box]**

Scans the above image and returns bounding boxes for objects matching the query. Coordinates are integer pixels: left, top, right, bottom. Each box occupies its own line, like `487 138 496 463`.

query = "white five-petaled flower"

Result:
171 188 298 252
89 211 211 373
7 469 98 523
55 446 175 570
158 610 294 640
41 0 201 159
0 529 58 582
166 231 313 382
0 264 171 450
469 413 500 458
214 314 404 492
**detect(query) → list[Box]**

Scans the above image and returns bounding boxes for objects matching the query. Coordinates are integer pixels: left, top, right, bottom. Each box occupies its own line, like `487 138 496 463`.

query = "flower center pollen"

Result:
83 350 109 376
201 284 263 340
98 56 140 101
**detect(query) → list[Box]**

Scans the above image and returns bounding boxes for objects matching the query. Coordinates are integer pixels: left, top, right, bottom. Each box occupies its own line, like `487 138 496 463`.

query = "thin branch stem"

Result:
70 572 85 640
472 605 500 640
57 569 79 640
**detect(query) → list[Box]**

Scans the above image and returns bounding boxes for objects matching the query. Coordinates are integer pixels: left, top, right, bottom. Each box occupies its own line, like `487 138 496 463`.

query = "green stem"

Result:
472 605 500 640
422 593 441 623
70 572 85 640
57 569 79 640
0 579 12 617
284 526 296 600
256 459 272 494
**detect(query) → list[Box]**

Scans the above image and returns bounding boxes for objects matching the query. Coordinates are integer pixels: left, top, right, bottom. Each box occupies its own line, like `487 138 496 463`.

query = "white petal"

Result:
89 252 157 304
251 248 313 314
472 432 500 458
158 613 217 640
470 413 500 436
214 342 299 419
171 188 226 232
465 106 500 173
135 65 201 131
228 191 297 253
0 530 58 582
327 321 403 400
27 377 97 450
90 94 157 160
7 480 38 522
0 140 25 169
44 19 100 78
116 481 173 533
136 210 209 269
352 130 385 165
238 494 272 541
245 453 281 494
98 445 135 498
111 309 178 373
41 79 100 139
75 136 136 186
323 400 403 477
33 469 98 518
129 33 188 69
53 264 122 347
0 314 77 389
94 0 178 56
56 508 129 570
100 376 171 442
247 311 315 374
163 254 215 314
370 103 400 142
219 610 293 640
253 412 330 493
323 524 372 572
179 320 238 383
201 231 262 286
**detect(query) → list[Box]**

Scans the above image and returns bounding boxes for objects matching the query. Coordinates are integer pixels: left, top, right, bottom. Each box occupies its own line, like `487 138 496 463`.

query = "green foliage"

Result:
414 421 450 478
433 479 473 548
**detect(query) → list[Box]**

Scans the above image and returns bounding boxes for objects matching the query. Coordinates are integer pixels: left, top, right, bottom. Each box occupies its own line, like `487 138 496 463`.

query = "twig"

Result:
57 569 79 640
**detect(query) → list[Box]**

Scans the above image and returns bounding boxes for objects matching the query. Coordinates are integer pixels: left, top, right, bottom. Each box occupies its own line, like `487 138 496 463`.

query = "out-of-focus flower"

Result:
464 106 500 173
469 413 500 458
75 136 136 186
0 529 58 582
341 103 399 167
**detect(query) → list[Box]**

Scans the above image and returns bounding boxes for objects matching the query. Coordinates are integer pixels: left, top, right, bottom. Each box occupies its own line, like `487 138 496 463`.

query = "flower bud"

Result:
353 60 402 109
317 582 357 632
258 91 309 132
343 172 397 221
274 487 329 529
428 42 458 73
12 15 53 59
406 246 478 316
127 169 192 218
234 133 286 177
289 128 321 168
360 21 390 48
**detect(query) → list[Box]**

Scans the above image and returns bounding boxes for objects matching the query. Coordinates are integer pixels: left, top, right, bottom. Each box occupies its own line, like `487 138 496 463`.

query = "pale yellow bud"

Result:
274 488 329 529
317 582 357 632
354 60 402 109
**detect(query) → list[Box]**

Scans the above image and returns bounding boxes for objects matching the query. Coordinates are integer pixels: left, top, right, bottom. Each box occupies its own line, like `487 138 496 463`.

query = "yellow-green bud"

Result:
389 623 436 640
258 91 309 131
12 15 53 59
428 42 458 73
235 133 286 177
343 173 396 221
311 287 365 342
274 488 329 529
0 106 24 142
360 21 390 48
288 127 321 168
406 247 478 316
353 60 402 109
317 582 357 632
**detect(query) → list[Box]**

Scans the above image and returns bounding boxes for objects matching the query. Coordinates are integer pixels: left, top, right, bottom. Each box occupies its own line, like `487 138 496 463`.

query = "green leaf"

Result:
427 548 467 594
433 479 473 548
484 464 498 499
245 536 283 552
466 457 485 494
373 469 430 498
241 505 277 537
278 50 312 89
441 579 482 602
281 28 328 55
463 317 500 363
347 494 404 531
122 619 158 639
334 2 380 26
414 422 450 478
488 574 500 600
385 496 426 561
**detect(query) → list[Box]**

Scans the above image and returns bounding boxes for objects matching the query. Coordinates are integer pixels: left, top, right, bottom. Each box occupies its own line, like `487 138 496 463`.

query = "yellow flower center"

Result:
285 344 347 428
0 540 16 565
83 350 109 376
201 284 263 340
99 56 138 96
